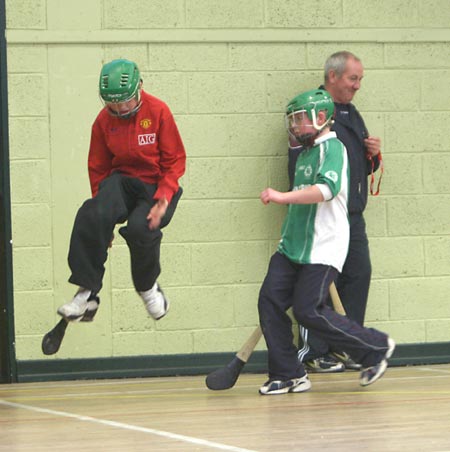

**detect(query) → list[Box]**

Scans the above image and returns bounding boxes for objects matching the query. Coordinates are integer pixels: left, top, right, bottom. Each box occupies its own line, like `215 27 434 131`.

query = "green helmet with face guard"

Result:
99 59 142 118
285 89 334 147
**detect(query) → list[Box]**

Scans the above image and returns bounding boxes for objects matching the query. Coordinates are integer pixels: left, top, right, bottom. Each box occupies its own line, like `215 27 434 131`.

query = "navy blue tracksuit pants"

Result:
298 213 371 360
258 252 388 381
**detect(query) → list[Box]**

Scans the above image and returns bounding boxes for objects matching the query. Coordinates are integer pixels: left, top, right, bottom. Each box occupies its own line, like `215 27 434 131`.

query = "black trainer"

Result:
331 351 362 371
305 354 345 373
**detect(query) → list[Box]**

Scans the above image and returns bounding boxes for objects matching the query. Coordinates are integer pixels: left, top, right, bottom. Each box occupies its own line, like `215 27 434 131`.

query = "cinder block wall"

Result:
6 0 450 360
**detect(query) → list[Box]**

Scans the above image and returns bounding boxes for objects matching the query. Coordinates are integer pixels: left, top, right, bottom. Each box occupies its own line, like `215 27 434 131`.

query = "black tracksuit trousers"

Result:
68 172 181 294
258 252 387 380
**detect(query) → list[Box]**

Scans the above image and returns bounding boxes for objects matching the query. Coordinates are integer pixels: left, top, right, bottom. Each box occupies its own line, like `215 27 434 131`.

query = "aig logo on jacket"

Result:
138 134 156 145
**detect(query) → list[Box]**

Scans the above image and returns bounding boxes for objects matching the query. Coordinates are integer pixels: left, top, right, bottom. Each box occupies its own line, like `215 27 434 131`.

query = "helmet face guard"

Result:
285 110 319 148
285 89 335 147
99 59 142 119
102 91 142 119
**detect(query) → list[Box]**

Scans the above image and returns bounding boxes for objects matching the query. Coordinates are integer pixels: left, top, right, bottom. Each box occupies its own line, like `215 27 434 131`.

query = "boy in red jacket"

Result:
57 59 186 323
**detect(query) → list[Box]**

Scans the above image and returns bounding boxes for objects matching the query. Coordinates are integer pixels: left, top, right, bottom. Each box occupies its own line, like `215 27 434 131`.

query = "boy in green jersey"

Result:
258 89 394 395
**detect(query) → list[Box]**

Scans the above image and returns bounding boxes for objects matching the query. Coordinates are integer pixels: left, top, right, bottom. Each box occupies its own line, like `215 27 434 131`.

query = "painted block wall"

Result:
5 0 450 360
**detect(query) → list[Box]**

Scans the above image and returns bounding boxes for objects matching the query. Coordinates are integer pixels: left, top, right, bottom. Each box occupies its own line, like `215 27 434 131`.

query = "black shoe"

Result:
331 351 362 371
360 338 396 386
305 355 345 373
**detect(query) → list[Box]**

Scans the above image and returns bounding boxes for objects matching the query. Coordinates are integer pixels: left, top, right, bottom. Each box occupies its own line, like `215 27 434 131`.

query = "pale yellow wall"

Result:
5 0 450 360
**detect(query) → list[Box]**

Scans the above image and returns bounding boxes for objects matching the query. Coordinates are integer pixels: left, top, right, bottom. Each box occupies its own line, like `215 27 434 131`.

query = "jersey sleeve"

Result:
316 139 346 198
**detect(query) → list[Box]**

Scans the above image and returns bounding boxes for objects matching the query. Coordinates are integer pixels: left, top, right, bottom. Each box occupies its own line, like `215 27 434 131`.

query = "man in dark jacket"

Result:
290 51 382 373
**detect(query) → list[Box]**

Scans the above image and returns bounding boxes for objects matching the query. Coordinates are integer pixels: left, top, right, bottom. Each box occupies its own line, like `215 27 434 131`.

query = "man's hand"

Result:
147 197 169 230
364 136 381 157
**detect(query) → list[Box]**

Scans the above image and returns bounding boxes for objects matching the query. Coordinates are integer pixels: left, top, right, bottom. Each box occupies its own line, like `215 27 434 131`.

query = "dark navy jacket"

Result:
288 92 380 214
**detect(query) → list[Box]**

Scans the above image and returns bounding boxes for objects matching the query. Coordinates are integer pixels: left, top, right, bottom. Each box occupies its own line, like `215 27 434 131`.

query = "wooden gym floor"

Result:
1 364 450 451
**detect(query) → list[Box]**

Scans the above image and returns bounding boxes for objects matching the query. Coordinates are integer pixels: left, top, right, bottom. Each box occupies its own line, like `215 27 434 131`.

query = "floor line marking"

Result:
0 399 257 452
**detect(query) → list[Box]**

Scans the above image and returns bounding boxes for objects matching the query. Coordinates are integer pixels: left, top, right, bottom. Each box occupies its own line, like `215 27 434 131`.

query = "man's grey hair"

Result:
324 51 361 82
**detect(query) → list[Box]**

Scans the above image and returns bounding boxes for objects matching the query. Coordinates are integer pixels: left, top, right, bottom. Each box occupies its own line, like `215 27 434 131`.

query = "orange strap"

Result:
368 151 383 196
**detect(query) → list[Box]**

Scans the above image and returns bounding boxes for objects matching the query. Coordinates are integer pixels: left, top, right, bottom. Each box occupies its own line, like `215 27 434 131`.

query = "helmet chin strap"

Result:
106 104 140 119
294 131 320 148
292 109 328 148
117 101 142 119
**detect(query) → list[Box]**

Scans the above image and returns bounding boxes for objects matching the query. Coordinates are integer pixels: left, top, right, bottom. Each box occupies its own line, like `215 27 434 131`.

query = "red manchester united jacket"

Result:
88 90 186 203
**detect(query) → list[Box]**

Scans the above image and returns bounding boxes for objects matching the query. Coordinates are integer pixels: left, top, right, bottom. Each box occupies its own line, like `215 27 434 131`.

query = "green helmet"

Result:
285 89 334 147
286 89 334 126
99 59 141 104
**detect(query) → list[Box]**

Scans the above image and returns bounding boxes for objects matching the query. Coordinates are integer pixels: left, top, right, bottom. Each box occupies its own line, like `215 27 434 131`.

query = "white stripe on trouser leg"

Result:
297 325 310 362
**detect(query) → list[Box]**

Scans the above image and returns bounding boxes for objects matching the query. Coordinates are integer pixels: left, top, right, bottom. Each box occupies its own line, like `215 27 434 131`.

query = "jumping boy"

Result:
57 59 186 323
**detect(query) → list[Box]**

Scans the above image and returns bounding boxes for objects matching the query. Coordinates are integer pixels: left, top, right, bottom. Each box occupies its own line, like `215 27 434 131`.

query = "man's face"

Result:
328 58 364 104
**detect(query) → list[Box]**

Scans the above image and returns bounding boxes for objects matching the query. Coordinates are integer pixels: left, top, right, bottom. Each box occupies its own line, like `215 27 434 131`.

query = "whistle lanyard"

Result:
368 151 383 196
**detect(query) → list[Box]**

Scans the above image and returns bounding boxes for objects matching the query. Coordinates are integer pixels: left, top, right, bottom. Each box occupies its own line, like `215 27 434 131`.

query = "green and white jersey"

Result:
278 131 349 272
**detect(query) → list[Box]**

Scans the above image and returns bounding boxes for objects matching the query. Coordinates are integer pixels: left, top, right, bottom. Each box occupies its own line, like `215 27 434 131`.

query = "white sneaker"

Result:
360 337 396 386
80 297 100 322
139 282 169 320
259 374 311 395
57 288 91 321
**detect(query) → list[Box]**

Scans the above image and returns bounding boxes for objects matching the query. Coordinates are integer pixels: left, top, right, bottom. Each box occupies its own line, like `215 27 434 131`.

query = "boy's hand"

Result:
147 198 168 230
261 188 283 205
